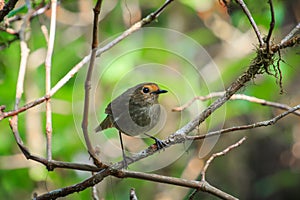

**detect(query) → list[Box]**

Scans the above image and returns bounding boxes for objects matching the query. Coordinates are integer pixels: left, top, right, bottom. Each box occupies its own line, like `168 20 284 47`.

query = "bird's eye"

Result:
142 87 150 93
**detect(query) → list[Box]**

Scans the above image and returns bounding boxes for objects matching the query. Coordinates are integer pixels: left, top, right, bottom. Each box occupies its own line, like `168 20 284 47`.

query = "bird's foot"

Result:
145 133 167 151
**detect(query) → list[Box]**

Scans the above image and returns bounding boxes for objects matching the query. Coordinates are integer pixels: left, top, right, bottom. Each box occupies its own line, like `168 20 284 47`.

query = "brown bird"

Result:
95 82 168 167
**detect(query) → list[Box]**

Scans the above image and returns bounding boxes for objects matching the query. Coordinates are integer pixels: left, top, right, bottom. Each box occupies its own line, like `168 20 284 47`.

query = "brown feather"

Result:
95 115 113 132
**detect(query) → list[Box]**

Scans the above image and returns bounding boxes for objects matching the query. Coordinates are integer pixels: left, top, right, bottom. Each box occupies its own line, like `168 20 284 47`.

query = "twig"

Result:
44 0 57 162
0 0 19 22
172 92 300 116
234 0 264 46
201 137 247 181
280 22 300 45
187 104 300 141
15 2 32 109
81 0 105 168
266 0 275 52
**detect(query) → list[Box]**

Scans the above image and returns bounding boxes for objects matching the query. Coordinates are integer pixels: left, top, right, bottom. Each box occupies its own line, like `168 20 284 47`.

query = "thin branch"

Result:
9 117 101 171
280 22 300 45
188 137 246 199
266 0 275 52
15 3 32 109
187 104 300 141
201 137 247 181
172 92 300 116
95 0 174 56
0 0 19 22
81 0 105 168
234 0 264 46
44 0 57 162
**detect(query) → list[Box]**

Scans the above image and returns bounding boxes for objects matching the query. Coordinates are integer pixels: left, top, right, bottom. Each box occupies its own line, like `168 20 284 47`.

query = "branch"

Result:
44 0 57 162
95 0 174 56
172 92 300 116
81 0 105 168
265 0 275 52
234 0 264 46
36 168 238 200
188 104 300 141
280 22 300 45
201 137 247 181
189 137 246 199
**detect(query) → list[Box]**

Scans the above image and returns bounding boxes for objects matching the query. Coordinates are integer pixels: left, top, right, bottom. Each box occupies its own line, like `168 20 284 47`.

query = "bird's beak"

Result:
152 89 168 94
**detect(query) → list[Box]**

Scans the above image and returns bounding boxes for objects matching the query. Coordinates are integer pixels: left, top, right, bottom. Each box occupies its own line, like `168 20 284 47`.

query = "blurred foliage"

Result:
0 0 299 200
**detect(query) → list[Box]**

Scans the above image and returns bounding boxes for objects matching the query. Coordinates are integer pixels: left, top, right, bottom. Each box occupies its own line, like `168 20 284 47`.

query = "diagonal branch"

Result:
172 92 300 116
280 22 300 45
201 137 247 181
266 0 275 52
234 0 264 46
187 104 300 141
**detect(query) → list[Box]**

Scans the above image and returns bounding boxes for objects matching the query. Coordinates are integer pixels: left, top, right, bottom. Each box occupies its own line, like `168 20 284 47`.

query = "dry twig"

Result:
234 0 264 46
81 0 105 168
44 0 57 162
172 92 300 116
201 137 247 181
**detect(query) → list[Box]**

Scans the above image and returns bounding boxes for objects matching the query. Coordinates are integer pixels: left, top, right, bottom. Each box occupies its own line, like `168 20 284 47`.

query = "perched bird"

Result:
95 82 168 167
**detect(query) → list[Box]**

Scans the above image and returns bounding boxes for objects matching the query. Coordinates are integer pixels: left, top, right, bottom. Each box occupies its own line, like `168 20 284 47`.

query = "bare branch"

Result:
81 0 105 168
44 0 57 162
201 137 247 181
95 0 174 56
280 22 300 45
36 168 238 200
234 0 264 46
266 0 275 52
9 116 100 172
172 92 300 116
188 104 300 141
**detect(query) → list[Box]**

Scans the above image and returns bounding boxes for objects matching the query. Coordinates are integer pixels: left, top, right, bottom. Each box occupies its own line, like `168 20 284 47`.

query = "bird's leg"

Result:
144 133 167 150
118 131 128 168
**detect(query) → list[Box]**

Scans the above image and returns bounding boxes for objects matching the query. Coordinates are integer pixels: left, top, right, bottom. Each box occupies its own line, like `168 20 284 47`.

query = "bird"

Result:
95 82 168 168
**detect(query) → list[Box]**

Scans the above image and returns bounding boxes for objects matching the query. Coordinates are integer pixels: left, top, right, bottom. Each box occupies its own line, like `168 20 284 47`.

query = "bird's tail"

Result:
95 116 113 132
